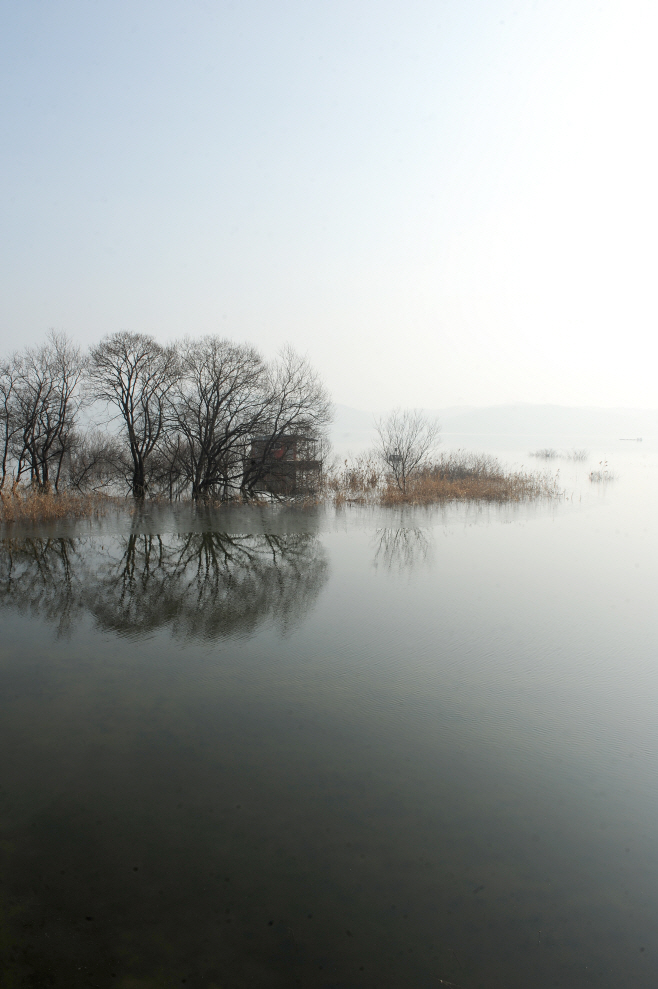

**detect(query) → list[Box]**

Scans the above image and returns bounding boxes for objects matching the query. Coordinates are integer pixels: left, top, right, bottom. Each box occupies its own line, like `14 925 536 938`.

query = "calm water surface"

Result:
0 449 657 988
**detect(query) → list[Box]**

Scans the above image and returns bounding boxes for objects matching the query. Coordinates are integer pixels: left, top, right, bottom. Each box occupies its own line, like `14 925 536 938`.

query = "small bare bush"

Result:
531 448 558 459
66 431 126 492
589 461 615 482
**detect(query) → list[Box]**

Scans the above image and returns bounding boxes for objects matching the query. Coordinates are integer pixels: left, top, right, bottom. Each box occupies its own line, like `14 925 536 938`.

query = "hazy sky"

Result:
1 0 656 410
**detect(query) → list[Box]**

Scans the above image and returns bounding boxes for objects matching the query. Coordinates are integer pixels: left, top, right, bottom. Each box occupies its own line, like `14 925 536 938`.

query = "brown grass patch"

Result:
0 487 110 525
328 451 560 506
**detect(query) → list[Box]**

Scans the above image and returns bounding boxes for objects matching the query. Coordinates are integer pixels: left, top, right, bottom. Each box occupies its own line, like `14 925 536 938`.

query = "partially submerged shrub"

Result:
532 447 589 462
589 461 615 482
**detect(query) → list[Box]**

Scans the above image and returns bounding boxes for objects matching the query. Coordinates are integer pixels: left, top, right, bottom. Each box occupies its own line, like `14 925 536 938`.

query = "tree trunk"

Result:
132 463 146 499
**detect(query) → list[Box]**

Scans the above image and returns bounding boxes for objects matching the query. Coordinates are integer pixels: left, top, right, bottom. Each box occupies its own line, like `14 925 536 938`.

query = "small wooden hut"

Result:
246 433 322 494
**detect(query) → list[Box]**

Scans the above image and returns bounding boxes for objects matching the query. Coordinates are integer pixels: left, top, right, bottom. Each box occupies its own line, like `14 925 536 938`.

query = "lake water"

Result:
1 446 657 988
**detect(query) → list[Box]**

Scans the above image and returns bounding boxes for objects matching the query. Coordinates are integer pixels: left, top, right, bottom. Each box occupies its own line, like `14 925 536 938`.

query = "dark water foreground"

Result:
0 455 657 988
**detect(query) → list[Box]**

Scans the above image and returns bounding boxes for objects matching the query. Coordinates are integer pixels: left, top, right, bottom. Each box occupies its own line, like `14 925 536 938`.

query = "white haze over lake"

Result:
330 404 658 460
1 0 657 410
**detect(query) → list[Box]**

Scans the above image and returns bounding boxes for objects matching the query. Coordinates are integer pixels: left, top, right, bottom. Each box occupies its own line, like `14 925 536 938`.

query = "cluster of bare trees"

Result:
0 331 331 500
0 333 86 494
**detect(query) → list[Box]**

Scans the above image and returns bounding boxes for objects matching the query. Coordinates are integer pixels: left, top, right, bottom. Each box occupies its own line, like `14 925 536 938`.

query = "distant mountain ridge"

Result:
330 403 658 455
438 404 658 437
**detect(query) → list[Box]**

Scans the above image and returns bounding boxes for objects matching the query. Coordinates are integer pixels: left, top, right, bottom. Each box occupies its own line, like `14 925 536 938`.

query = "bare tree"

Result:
166 337 267 500
0 357 20 491
241 346 332 496
87 332 179 498
166 341 331 501
10 333 86 491
374 408 440 492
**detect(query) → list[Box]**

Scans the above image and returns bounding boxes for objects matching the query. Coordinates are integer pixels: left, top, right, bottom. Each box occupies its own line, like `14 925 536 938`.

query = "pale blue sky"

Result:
1 0 656 408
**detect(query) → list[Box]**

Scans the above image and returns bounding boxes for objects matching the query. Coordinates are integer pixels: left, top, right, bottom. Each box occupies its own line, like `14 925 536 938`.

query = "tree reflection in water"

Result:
0 530 328 640
372 526 432 573
0 536 86 635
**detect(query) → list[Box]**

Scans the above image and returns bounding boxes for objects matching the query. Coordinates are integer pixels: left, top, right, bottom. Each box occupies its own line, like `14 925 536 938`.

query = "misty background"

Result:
1 0 656 414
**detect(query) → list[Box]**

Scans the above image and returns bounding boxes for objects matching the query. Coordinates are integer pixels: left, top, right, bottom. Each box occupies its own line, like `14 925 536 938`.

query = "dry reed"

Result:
532 447 589 462
0 487 109 525
589 461 615 482
328 451 560 506
325 454 382 506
